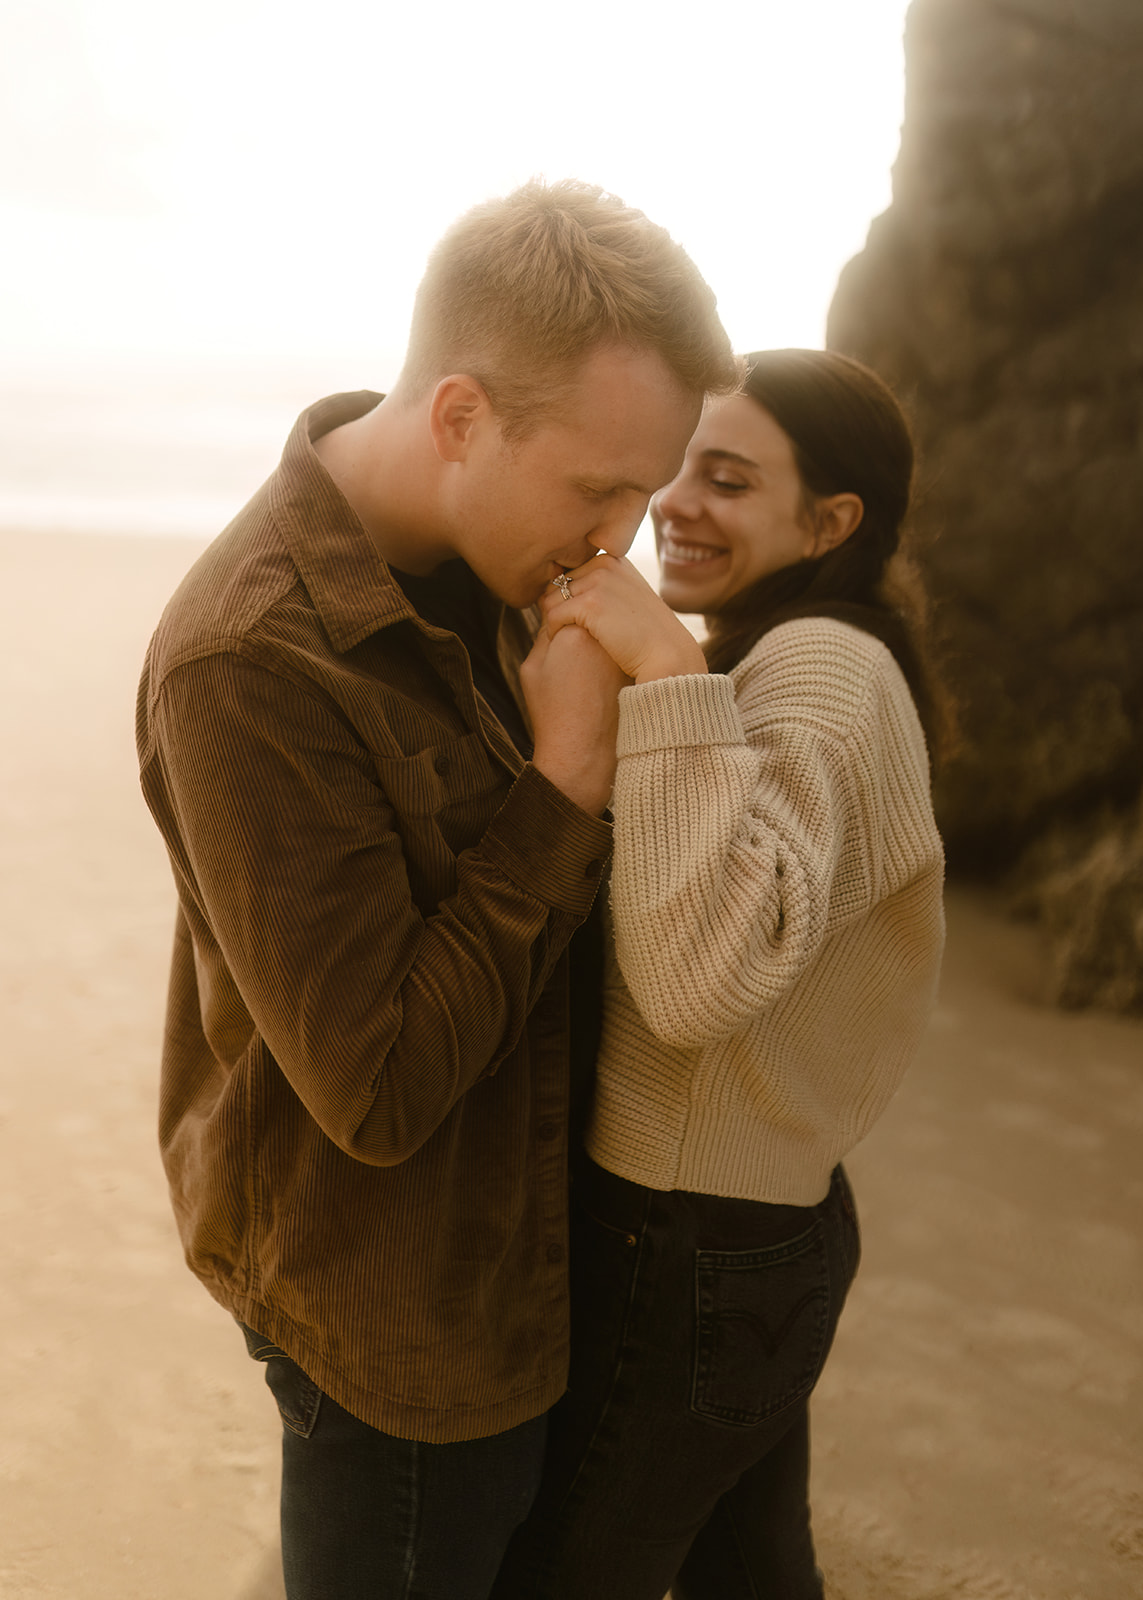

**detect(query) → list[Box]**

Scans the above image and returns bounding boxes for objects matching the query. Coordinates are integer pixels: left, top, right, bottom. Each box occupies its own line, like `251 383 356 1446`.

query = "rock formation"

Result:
828 0 1143 1010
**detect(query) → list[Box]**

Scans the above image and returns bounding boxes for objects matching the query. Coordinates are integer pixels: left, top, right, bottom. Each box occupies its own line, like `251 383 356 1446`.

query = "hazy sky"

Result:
2 0 912 381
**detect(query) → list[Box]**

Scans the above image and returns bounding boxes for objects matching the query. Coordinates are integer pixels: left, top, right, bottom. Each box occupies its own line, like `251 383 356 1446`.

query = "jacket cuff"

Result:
616 673 743 757
482 763 613 916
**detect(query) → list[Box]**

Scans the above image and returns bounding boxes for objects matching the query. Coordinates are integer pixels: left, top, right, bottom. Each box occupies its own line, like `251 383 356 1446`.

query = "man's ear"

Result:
810 492 864 556
428 374 493 463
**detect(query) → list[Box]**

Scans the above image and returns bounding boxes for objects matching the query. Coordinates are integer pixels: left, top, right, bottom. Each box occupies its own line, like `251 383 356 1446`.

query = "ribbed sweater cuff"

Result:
616 673 743 758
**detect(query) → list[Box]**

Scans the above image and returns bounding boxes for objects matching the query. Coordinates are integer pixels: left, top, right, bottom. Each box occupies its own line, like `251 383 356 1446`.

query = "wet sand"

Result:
1 531 1139 1599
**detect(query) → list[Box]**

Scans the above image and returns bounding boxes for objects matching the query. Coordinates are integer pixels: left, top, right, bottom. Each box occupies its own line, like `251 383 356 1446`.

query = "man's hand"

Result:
540 554 708 683
521 623 631 815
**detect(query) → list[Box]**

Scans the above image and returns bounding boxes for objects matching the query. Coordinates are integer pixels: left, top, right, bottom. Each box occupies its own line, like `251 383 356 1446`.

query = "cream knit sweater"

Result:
586 617 946 1206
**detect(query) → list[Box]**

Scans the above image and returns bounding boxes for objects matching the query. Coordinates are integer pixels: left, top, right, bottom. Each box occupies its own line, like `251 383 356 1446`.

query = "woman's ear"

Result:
810 492 864 556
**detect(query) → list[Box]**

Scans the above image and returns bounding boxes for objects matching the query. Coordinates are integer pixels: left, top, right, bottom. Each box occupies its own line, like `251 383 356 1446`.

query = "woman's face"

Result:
650 395 819 616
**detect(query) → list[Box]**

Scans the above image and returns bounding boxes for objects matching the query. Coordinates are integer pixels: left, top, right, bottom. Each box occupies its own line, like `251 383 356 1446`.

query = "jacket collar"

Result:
270 391 421 654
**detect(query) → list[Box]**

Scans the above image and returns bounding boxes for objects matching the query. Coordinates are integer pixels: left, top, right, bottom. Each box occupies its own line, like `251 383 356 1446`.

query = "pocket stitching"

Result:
242 1327 324 1440
691 1221 831 1427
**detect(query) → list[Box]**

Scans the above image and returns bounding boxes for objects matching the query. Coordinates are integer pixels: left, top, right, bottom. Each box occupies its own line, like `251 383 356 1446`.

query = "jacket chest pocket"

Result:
373 732 514 906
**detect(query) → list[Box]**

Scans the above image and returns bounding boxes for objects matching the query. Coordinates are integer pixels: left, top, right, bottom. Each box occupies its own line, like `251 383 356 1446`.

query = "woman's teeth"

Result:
662 536 726 566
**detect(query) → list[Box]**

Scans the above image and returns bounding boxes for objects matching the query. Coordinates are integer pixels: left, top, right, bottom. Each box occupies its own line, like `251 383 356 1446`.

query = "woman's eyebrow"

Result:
700 448 758 469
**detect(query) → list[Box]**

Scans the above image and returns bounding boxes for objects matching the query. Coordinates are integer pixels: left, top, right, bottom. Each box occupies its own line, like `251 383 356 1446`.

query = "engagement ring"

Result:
552 573 572 602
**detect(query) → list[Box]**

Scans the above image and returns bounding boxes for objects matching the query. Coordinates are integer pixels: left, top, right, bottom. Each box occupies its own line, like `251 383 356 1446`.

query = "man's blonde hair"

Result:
396 178 741 437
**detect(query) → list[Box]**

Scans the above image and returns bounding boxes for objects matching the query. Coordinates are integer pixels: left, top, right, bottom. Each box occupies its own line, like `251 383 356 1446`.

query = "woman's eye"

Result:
710 479 747 493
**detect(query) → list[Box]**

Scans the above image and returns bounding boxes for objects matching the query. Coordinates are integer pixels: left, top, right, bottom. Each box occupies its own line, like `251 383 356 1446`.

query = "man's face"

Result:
447 345 703 610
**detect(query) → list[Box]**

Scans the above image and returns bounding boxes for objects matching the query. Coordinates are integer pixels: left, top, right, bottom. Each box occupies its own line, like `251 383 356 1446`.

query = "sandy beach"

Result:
2 529 1140 1600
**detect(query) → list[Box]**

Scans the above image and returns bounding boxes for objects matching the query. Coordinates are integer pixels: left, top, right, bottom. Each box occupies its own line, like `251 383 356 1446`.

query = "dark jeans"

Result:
489 1158 861 1600
241 1326 547 1600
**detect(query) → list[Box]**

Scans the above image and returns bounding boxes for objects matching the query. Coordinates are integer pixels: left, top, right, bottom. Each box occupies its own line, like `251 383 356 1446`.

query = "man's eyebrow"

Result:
699 448 759 469
579 475 659 495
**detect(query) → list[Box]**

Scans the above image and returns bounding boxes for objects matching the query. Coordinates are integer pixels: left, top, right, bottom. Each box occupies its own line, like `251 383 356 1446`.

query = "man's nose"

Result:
592 503 647 560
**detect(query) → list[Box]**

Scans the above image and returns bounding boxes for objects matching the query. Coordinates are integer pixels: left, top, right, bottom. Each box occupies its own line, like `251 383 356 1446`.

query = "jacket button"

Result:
545 1243 564 1265
584 858 602 877
538 1121 559 1141
434 755 451 776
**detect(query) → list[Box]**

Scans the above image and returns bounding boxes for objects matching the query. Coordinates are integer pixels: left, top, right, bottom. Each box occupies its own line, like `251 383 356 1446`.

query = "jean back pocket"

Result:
692 1221 831 1427
240 1324 324 1439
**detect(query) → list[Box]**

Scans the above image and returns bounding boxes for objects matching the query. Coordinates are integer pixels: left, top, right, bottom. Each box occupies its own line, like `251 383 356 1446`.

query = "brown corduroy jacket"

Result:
136 393 613 1443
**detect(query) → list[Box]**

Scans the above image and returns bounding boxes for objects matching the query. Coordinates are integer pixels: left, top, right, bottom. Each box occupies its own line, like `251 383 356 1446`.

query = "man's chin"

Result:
476 568 553 611
471 574 524 608
503 579 550 611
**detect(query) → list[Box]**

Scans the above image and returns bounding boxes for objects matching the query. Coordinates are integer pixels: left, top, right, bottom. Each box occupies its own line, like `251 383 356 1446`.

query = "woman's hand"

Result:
541 554 708 683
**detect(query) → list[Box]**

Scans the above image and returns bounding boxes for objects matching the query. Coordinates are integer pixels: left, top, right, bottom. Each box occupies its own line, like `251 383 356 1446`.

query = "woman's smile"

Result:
658 533 729 567
651 395 823 616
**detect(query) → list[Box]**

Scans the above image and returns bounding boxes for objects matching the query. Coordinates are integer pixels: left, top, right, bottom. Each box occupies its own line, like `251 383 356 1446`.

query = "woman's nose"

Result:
653 475 698 523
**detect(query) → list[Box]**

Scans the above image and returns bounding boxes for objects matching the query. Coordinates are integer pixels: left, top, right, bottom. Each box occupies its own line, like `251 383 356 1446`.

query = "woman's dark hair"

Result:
702 348 950 763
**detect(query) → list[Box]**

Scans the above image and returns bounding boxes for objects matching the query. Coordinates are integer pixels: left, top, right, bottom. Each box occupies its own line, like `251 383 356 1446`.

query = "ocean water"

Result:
0 360 374 540
0 360 658 567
